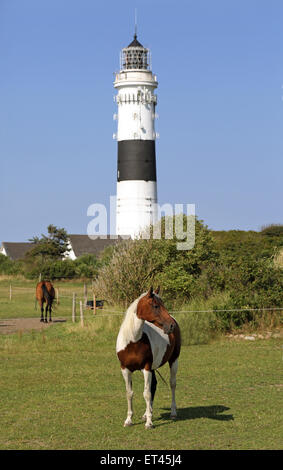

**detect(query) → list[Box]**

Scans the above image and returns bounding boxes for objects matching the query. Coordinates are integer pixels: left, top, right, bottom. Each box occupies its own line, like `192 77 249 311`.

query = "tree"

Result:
28 224 70 262
23 225 70 277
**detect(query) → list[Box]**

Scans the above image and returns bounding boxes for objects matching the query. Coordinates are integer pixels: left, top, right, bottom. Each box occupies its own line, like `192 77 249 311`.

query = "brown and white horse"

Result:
36 281 55 323
116 287 181 429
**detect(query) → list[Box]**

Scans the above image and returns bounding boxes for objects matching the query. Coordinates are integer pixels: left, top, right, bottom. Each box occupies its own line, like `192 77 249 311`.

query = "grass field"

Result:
0 315 282 450
0 278 93 320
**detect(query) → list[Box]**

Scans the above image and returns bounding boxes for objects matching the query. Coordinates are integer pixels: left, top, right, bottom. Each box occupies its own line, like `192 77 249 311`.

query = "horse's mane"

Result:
121 292 146 326
121 291 162 326
116 293 147 352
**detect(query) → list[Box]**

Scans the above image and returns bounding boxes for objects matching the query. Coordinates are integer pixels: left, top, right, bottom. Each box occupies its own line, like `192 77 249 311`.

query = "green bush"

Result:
0 254 23 276
154 217 218 306
74 254 100 279
23 252 103 280
211 229 283 263
210 260 283 330
25 259 77 280
93 216 218 306
261 224 283 237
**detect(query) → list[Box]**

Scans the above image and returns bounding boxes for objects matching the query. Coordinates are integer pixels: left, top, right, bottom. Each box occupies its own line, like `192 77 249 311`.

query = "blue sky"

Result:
1 0 282 241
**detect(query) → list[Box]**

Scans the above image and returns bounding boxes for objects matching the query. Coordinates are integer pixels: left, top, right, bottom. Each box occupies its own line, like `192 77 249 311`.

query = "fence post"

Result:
84 283 87 307
9 283 12 301
72 293 76 323
93 291 96 315
56 288 59 304
80 300 84 327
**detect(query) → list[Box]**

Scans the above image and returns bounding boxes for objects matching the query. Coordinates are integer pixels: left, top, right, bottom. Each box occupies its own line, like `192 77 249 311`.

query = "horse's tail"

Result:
151 370 157 402
41 283 52 306
155 369 169 388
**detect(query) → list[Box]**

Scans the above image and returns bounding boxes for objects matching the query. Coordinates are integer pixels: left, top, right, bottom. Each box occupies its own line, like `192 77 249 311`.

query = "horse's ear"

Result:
147 286 154 298
155 286 160 295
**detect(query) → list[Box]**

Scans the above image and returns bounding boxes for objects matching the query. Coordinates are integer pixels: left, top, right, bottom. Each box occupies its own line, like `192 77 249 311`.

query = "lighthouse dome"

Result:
127 34 144 48
121 34 150 71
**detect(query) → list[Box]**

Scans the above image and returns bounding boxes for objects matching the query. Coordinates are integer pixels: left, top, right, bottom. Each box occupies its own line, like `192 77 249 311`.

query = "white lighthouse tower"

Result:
114 33 158 238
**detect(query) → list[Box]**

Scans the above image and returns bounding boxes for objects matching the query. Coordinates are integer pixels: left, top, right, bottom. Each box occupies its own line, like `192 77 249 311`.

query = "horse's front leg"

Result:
121 368 133 427
142 370 156 423
142 369 153 429
169 359 178 419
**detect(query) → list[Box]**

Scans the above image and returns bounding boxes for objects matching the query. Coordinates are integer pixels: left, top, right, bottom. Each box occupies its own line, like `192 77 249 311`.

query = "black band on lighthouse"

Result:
117 140 156 182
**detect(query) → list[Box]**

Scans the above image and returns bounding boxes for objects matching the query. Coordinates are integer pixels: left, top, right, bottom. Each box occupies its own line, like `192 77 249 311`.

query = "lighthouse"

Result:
114 33 158 238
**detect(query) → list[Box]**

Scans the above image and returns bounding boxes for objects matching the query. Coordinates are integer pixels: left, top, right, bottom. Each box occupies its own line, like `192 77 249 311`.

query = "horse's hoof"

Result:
40 319 44 322
145 423 154 429
123 421 133 427
170 414 177 420
49 319 52 322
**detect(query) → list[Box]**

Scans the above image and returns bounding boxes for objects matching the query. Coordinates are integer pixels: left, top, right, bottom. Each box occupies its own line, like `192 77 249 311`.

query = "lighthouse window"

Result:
122 47 149 70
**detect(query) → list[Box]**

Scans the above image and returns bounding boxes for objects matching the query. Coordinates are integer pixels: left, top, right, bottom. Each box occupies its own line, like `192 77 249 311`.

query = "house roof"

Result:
1 235 130 261
68 235 129 258
2 242 35 260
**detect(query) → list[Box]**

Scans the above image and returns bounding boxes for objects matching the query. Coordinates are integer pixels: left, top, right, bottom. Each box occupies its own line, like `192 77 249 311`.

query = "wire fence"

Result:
0 283 282 321
170 307 283 314
0 283 124 321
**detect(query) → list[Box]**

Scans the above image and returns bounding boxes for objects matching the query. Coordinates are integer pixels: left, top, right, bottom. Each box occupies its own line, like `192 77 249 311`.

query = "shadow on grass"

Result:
155 405 234 425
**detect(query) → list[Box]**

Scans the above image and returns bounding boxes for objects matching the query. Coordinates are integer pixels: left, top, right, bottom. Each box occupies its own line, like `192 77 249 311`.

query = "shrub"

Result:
93 216 218 307
154 217 218 306
24 253 102 280
211 229 283 263
93 238 158 305
74 254 100 279
25 259 77 280
0 254 23 276
211 260 283 330
274 248 283 268
261 224 283 237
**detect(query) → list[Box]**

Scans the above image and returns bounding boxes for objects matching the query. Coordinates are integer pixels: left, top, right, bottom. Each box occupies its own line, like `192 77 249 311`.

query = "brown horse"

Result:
116 287 181 429
36 281 55 323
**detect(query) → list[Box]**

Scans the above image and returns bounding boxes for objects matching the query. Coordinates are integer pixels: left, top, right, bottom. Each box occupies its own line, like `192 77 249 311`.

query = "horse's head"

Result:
136 287 175 335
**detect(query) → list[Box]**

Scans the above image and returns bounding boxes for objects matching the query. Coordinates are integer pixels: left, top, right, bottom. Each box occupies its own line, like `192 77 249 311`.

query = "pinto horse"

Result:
36 281 55 323
116 287 181 429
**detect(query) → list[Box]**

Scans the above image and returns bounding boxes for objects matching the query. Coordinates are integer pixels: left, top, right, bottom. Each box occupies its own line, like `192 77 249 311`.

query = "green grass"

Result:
0 318 282 450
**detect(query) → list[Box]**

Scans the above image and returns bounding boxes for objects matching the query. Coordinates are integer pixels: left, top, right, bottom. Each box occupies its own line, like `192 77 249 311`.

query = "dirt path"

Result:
0 318 66 335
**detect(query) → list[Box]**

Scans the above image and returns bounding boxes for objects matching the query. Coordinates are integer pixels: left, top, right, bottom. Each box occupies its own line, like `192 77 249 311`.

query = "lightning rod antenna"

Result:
134 8 137 38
